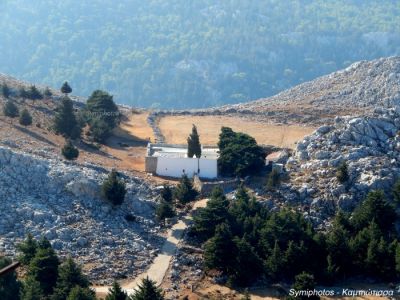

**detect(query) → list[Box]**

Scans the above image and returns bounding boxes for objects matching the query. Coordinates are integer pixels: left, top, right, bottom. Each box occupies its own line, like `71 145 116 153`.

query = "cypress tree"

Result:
105 281 128 300
101 169 127 206
19 109 32 126
187 124 201 158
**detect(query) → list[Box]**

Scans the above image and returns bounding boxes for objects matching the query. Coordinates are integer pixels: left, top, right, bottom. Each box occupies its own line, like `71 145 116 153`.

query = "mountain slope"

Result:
219 56 400 124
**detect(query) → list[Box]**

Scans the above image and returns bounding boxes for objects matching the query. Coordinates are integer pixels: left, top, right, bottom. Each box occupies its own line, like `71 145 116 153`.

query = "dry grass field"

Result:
158 115 315 149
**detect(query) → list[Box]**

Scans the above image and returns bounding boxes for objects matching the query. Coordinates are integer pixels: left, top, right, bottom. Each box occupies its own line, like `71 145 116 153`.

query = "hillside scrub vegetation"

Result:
190 186 400 287
0 1 399 108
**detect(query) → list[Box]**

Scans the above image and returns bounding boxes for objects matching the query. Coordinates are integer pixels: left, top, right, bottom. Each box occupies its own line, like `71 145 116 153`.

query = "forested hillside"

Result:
0 0 399 108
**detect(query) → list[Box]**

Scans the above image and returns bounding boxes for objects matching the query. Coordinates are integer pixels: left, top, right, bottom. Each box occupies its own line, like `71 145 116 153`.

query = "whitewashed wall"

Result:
156 157 217 179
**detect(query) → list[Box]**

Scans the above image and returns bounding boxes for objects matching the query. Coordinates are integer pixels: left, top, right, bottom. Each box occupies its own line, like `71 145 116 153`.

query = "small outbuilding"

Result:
145 143 219 179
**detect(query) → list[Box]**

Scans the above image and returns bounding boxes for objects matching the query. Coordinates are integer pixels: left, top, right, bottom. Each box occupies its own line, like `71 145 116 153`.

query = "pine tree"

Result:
156 201 175 222
336 162 349 183
187 124 201 158
105 281 128 300
0 257 21 300
3 100 19 118
291 272 319 300
129 277 164 300
160 185 173 203
173 174 198 204
53 96 81 139
61 82 72 95
62 140 79 160
28 240 60 295
17 233 38 265
52 257 90 300
101 169 127 206
265 240 284 280
66 286 96 300
28 85 43 102
19 109 32 126
19 87 29 99
204 223 236 273
88 117 112 143
21 277 44 300
192 186 229 241
1 83 11 98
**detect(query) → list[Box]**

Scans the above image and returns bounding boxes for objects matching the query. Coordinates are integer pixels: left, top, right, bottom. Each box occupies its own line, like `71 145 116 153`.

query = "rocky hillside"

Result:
272 107 400 226
0 145 161 285
217 56 400 125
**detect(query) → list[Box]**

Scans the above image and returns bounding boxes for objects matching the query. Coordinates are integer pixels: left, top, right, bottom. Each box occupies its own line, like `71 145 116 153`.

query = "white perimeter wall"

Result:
156 157 217 179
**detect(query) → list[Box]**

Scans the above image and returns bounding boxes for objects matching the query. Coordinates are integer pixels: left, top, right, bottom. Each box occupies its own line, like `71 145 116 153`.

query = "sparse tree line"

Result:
2 81 121 162
190 184 400 290
0 235 165 300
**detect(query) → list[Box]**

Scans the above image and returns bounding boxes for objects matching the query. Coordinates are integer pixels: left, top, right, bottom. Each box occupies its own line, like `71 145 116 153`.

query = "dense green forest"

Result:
0 0 399 108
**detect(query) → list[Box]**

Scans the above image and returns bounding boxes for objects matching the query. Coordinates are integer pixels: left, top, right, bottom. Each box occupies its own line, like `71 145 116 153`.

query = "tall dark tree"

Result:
3 100 19 118
61 82 72 95
105 281 128 300
28 239 60 295
0 257 21 300
52 257 90 300
19 108 32 126
85 90 119 128
173 174 198 204
187 124 201 158
53 96 81 139
130 277 164 300
101 169 127 206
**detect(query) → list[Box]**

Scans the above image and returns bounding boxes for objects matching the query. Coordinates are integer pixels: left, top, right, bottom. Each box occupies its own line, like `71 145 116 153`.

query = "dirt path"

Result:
93 199 208 297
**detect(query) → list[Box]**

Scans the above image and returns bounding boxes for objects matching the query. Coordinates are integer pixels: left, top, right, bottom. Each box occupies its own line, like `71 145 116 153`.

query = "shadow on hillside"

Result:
14 125 57 147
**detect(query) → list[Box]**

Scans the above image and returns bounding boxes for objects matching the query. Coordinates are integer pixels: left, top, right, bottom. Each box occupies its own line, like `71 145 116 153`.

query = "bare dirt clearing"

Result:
159 115 315 149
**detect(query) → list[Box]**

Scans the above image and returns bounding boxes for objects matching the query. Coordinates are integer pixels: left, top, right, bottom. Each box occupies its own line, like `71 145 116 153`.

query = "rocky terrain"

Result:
0 145 162 284
269 107 400 226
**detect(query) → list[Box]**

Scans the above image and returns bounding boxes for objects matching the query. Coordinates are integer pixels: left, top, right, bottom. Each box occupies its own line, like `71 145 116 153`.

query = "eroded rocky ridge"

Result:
279 107 400 225
0 146 160 284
